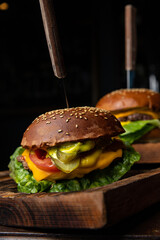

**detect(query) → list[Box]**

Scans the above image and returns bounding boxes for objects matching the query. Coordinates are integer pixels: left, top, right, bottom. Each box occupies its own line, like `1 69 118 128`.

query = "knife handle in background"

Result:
39 0 66 78
125 5 137 71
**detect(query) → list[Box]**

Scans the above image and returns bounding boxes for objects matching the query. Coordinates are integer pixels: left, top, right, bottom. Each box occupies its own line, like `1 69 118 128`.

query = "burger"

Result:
96 89 160 144
8 106 140 193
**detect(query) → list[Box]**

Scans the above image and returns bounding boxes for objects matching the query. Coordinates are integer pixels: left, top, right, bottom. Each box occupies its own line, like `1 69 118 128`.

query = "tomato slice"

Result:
29 149 60 173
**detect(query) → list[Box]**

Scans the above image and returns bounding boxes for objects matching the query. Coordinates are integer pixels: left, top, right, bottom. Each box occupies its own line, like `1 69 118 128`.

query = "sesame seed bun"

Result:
96 89 160 112
21 106 124 149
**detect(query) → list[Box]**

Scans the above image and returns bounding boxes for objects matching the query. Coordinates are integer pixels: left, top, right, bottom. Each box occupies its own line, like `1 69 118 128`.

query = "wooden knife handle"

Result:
39 0 66 78
125 5 137 71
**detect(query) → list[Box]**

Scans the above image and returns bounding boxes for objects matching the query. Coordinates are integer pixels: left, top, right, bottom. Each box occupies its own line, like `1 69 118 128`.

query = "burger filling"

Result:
9 141 140 193
17 138 124 182
118 113 153 122
113 108 160 144
114 108 160 125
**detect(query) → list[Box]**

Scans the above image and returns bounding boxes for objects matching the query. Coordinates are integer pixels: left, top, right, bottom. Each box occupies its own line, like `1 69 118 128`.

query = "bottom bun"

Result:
133 142 160 164
138 128 160 143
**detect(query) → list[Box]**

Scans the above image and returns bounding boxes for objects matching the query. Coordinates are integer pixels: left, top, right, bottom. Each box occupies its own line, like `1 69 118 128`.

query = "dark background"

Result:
0 0 160 170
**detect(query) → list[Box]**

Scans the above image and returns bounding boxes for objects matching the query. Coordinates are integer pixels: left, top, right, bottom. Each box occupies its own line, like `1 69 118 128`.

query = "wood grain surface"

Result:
1 201 160 239
0 168 160 229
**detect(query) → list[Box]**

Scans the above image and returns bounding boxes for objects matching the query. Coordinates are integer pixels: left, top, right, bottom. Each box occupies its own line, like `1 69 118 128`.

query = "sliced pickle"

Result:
59 140 95 154
57 140 95 163
80 149 102 168
47 147 77 163
59 142 82 154
47 140 96 168
57 149 77 163
53 157 80 173
47 147 57 159
79 140 95 152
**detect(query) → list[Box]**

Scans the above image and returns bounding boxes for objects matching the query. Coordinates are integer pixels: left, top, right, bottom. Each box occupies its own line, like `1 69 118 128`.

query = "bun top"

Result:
21 106 124 149
96 89 160 112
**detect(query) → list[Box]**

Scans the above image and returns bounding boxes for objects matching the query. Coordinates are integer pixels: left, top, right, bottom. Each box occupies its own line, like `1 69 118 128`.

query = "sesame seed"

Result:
79 116 83 119
76 124 78 128
94 114 98 117
52 117 56 120
50 114 55 118
58 129 63 133
66 119 69 123
84 117 88 120
46 121 51 124
66 132 69 135
104 117 108 120
60 115 64 118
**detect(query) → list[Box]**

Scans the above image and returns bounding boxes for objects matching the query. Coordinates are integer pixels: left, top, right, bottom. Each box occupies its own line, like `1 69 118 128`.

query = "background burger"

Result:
96 89 160 144
9 106 140 193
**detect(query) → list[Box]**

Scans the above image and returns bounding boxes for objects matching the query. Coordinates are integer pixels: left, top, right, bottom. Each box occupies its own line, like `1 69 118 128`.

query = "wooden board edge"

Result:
0 190 107 229
103 167 160 226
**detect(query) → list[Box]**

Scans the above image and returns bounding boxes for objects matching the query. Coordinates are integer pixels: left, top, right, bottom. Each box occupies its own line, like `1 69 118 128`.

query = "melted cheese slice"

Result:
115 109 159 120
72 149 122 178
22 148 122 182
114 109 159 126
121 121 131 126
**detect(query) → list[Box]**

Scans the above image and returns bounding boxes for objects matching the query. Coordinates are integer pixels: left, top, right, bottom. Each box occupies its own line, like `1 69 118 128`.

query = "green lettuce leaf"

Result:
120 119 160 144
8 144 140 193
8 147 53 193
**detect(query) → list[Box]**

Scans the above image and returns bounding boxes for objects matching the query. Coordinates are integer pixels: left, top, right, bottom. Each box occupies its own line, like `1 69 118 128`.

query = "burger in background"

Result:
96 89 160 162
8 106 140 193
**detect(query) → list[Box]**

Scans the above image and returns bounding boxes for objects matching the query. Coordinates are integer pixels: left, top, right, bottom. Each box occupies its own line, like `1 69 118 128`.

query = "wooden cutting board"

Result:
0 168 160 229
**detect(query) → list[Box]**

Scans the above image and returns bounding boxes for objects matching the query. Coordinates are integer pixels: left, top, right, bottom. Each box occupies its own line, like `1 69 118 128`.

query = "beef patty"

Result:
118 113 153 122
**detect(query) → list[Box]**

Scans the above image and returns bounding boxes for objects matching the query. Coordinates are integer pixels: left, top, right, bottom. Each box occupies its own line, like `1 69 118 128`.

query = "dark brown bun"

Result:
96 89 160 112
21 106 124 149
